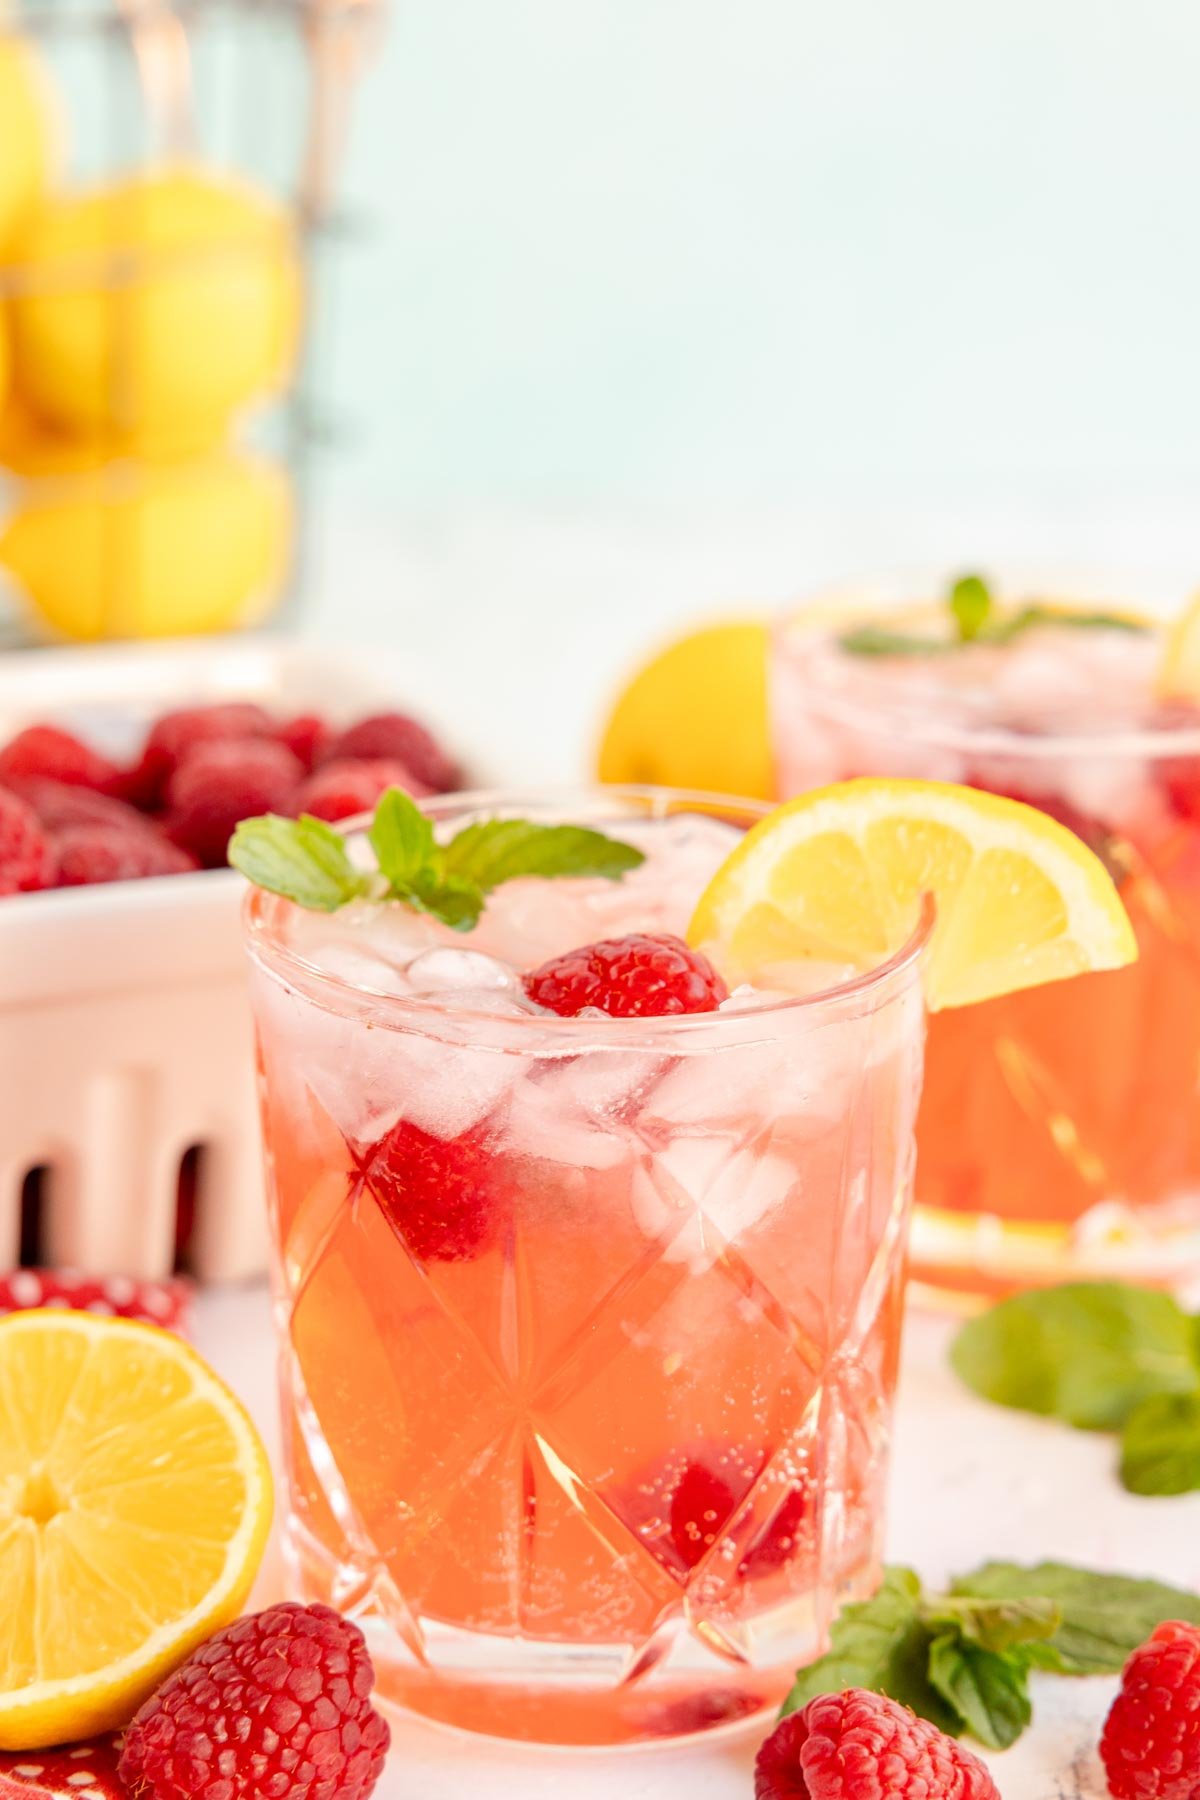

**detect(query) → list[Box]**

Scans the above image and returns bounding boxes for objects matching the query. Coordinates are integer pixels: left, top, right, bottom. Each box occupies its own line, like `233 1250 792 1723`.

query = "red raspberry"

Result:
0 723 121 793
166 738 303 867
296 758 432 824
278 712 331 773
358 1118 508 1263
119 1602 390 1800
524 933 728 1019
55 824 198 886
321 712 462 793
623 1449 809 1580
740 1482 812 1577
2 774 156 835
1101 1620 1200 1800
0 1734 124 1800
126 702 276 809
0 1268 191 1332
0 786 56 894
754 1690 1000 1800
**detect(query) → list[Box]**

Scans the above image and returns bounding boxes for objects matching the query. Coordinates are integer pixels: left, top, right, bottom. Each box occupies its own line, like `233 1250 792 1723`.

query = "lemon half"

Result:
0 1310 272 1750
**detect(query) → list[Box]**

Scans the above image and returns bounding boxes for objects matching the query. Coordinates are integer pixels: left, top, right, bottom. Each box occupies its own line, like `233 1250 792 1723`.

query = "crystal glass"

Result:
773 572 1200 1297
244 787 929 1747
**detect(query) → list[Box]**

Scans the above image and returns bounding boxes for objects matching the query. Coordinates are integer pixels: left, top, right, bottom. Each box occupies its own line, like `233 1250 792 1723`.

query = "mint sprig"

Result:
950 1282 1200 1495
230 787 645 931
781 1559 1200 1750
837 571 1149 657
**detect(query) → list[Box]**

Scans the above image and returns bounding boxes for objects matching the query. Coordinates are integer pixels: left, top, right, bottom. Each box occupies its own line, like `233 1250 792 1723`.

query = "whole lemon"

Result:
10 168 301 443
1 449 292 640
0 36 54 254
596 619 774 800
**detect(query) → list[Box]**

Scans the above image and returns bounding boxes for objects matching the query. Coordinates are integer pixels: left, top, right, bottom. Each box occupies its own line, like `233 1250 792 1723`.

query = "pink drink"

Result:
245 791 927 1746
773 579 1200 1293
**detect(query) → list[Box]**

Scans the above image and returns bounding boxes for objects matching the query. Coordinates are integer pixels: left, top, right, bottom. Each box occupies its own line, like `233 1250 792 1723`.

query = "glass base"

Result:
909 1195 1200 1303
285 1518 875 1748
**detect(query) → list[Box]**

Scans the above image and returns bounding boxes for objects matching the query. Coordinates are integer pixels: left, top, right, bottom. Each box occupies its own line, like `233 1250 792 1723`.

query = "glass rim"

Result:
775 570 1200 761
242 783 936 1038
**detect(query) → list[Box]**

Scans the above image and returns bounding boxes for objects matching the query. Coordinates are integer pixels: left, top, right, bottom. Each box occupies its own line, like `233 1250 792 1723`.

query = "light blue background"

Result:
331 0 1200 508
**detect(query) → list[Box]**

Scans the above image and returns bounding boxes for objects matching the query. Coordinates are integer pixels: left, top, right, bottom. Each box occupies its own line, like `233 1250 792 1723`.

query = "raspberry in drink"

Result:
242 790 928 1746
773 574 1200 1294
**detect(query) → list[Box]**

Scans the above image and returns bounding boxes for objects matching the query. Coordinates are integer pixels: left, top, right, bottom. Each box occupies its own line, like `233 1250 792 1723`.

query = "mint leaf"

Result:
954 1562 1200 1674
948 573 993 642
780 1568 960 1734
1120 1392 1200 1496
924 1595 1061 1656
926 1634 1031 1750
444 819 644 889
369 788 439 890
986 603 1148 644
406 869 485 932
950 1283 1200 1431
229 814 367 912
836 625 949 658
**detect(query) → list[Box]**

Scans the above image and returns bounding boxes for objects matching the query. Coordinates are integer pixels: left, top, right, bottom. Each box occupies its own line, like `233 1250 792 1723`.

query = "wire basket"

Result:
0 0 382 646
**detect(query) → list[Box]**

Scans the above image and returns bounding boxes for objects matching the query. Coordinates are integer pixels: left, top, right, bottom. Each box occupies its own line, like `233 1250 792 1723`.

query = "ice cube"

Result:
405 947 523 994
631 1137 798 1265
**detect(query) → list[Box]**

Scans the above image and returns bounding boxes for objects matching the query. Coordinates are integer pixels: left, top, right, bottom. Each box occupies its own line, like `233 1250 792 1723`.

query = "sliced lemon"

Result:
0 1311 272 1750
1158 594 1200 699
687 778 1137 1010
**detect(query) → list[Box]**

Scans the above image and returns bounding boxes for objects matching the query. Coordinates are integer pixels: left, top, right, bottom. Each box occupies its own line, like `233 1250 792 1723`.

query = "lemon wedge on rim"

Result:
1158 594 1200 699
688 778 1137 1010
0 1310 272 1750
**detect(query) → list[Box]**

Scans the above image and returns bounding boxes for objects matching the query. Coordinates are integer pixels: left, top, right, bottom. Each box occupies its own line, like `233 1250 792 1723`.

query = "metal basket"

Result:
0 0 382 645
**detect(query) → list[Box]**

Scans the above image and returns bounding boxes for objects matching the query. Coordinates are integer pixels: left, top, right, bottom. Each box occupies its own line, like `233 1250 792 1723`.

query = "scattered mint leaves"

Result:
950 1283 1200 1433
781 1559 1200 1751
1120 1393 1200 1497
948 573 993 641
781 1568 960 1734
838 573 1150 657
954 1562 1200 1674
230 786 645 931
229 813 367 913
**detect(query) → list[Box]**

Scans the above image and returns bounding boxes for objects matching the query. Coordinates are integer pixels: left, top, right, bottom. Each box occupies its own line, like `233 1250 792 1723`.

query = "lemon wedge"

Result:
1158 594 1200 699
0 1311 272 1750
688 778 1137 1010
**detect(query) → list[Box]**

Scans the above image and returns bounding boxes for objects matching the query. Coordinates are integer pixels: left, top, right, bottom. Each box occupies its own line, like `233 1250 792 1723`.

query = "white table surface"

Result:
193 1283 1200 1800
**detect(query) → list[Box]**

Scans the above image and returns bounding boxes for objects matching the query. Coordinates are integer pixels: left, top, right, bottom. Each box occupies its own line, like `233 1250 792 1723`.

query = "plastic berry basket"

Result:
0 634 479 1285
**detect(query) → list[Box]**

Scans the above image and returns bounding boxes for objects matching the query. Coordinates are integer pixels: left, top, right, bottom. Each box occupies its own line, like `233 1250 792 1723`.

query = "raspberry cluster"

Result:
0 704 460 894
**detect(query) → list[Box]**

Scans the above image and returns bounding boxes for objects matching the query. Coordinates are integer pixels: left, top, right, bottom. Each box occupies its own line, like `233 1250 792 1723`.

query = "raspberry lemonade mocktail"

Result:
236 780 1131 1746
774 574 1200 1294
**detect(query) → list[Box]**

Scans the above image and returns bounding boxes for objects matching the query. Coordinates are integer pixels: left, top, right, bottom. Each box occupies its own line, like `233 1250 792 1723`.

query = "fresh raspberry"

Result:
125 702 276 808
296 758 432 824
754 1690 1000 1800
0 786 56 895
0 1734 124 1800
357 1118 508 1263
119 1602 390 1800
1101 1619 1200 1800
524 933 728 1019
2 774 157 836
278 712 331 773
0 1267 191 1332
321 712 462 793
0 724 121 793
166 737 303 867
55 824 198 886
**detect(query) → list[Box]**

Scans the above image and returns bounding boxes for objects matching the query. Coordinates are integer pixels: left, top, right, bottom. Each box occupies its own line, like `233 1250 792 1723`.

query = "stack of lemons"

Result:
0 34 297 641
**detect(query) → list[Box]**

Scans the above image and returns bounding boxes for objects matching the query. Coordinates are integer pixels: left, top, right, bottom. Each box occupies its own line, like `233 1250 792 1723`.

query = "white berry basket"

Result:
0 635 479 1286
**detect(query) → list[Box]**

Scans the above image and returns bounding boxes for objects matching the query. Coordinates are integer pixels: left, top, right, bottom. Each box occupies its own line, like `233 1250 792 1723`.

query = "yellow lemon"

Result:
596 619 772 800
0 395 215 476
1 448 292 640
0 36 54 254
1158 594 1200 699
0 1310 272 1750
0 309 10 415
688 777 1137 1010
10 168 301 443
